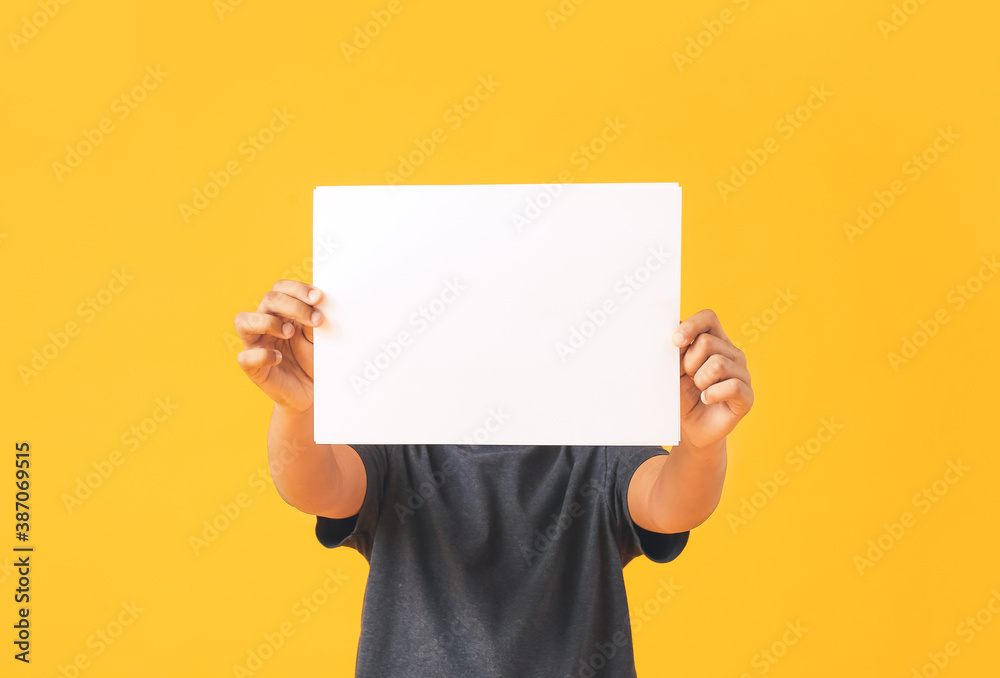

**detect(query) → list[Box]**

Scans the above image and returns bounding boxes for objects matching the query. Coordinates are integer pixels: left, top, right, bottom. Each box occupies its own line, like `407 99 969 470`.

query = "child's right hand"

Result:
234 280 325 414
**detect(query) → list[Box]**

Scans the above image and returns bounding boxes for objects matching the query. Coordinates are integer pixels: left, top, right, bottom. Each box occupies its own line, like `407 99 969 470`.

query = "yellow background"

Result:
3 0 999 676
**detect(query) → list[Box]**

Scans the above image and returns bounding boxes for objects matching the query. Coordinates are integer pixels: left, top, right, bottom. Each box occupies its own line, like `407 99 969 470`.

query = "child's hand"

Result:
671 309 753 449
234 280 325 415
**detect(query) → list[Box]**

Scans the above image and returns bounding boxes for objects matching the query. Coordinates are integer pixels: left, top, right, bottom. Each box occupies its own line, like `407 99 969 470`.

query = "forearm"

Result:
266 403 342 514
648 437 728 533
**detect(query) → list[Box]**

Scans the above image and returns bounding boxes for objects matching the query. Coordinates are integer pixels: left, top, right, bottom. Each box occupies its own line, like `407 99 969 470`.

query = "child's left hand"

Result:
671 309 754 450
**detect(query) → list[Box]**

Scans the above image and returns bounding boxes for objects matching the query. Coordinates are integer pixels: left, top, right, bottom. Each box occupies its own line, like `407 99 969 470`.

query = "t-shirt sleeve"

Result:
314 444 389 559
606 445 690 565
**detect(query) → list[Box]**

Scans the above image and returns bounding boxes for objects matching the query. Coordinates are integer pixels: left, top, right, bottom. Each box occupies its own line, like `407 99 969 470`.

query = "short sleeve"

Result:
606 446 690 566
314 445 389 560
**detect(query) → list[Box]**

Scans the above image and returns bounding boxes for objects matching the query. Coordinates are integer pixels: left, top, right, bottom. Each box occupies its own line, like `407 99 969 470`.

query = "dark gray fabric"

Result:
315 444 689 677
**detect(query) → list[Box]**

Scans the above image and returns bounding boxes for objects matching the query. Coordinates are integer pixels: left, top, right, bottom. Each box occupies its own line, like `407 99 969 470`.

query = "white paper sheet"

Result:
312 182 681 446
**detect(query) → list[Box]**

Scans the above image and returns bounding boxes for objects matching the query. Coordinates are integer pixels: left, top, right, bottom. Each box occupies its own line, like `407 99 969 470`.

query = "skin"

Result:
235 280 365 519
627 309 753 534
235 282 753 532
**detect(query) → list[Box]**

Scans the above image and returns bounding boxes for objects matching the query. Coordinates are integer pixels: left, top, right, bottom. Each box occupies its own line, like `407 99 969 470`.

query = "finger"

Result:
234 311 295 349
236 347 283 374
257 289 324 329
671 309 730 348
261 281 325 352
272 279 323 307
700 377 754 416
680 333 747 380
679 373 702 414
273 281 323 345
691 353 751 392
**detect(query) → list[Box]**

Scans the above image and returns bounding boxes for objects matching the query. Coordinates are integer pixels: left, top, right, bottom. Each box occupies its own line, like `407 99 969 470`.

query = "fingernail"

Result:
700 390 708 405
282 323 293 336
308 288 320 303
673 331 685 345
275 350 282 363
311 311 322 326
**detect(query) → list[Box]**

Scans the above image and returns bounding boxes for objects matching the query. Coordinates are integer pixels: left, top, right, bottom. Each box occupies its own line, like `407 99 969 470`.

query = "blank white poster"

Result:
312 182 681 446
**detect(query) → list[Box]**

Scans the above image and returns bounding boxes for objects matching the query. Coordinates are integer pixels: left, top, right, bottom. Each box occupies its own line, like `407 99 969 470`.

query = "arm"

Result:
267 404 366 519
629 309 752 534
236 279 367 521
628 438 727 534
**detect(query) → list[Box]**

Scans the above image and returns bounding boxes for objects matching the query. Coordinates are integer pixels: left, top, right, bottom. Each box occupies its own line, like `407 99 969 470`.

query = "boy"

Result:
234 279 753 677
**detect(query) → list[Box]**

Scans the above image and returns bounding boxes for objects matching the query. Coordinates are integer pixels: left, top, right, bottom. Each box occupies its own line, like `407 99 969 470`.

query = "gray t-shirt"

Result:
315 444 689 677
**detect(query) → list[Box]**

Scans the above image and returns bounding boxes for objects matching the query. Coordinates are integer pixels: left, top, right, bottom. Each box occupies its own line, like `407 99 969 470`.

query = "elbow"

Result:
270 478 313 514
650 499 722 533
650 514 704 534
